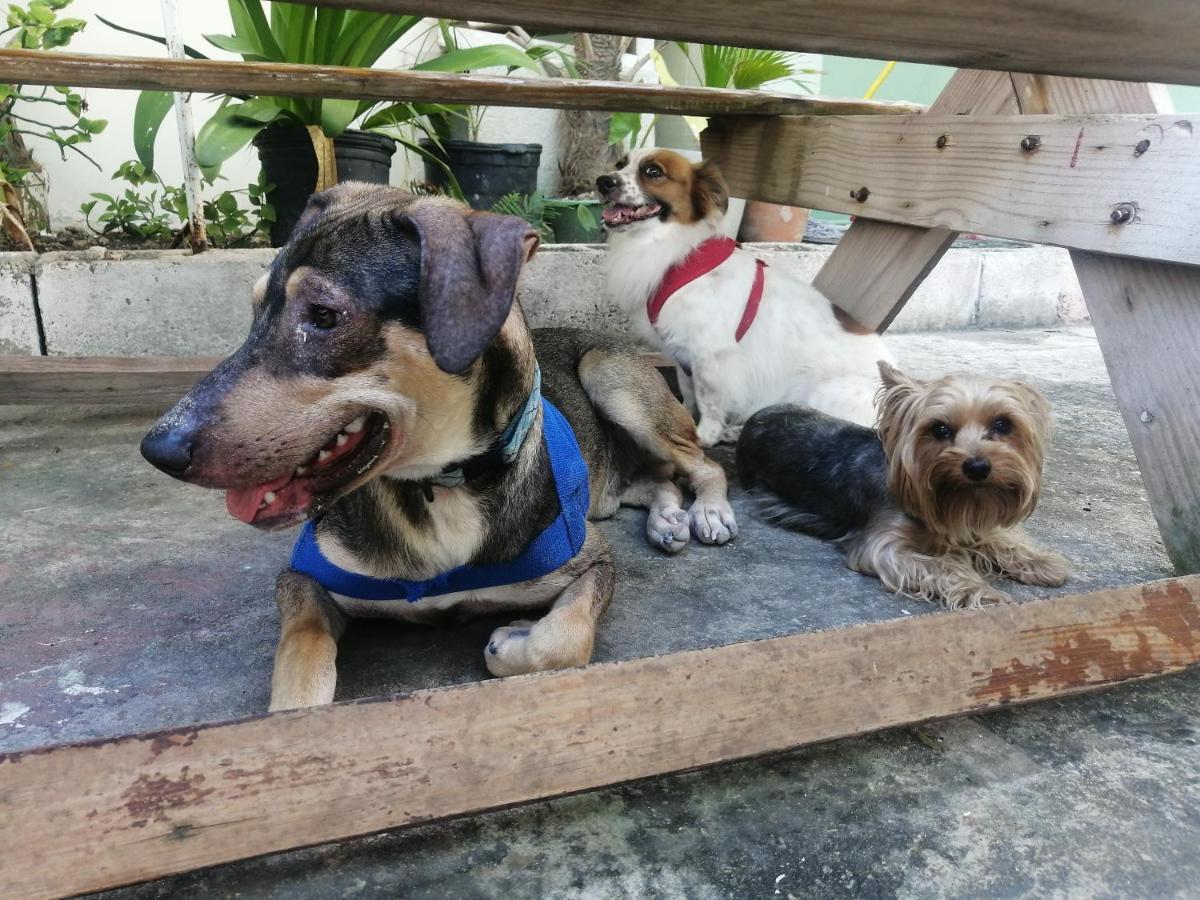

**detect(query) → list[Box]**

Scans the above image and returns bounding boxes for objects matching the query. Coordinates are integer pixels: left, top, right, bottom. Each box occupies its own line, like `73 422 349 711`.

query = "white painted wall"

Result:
26 3 571 228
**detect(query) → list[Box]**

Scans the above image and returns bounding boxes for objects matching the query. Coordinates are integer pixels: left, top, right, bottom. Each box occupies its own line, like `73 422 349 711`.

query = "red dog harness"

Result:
646 236 767 342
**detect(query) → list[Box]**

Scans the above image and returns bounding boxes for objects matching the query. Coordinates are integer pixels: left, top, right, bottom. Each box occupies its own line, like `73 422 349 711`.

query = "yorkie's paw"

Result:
949 585 1013 610
689 498 738 546
1010 551 1071 587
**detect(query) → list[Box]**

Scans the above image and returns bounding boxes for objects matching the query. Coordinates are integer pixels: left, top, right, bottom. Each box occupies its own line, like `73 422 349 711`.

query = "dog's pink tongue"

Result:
225 472 293 524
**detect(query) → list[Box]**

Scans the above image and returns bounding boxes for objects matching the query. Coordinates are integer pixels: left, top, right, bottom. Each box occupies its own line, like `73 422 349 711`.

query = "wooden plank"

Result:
1071 256 1200 571
304 0 1200 88
806 69 1020 330
1012 77 1200 571
0 49 922 118
0 355 218 404
703 112 1200 267
4 575 1200 897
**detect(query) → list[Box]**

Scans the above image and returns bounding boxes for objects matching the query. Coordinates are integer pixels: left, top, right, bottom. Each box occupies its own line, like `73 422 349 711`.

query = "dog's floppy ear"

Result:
394 203 538 374
692 159 729 219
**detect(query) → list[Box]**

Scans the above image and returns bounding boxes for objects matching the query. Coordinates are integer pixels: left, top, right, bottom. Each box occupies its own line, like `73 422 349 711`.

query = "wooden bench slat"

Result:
0 355 220 404
0 49 922 117
703 112 1200 267
304 0 1200 88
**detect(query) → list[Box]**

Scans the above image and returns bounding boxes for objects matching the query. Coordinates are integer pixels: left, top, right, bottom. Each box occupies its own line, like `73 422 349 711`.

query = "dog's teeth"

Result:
264 491 277 504
336 433 348 447
318 449 331 462
344 416 365 434
295 465 308 476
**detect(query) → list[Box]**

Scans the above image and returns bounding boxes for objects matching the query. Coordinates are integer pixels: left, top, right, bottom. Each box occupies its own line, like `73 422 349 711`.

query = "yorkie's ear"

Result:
877 360 923 394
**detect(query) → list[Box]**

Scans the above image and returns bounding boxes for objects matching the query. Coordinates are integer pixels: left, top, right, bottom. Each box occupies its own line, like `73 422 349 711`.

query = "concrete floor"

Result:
1 326 1194 898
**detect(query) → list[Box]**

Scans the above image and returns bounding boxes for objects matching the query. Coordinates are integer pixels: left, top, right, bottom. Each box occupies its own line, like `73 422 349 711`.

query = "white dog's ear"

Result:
692 159 729 218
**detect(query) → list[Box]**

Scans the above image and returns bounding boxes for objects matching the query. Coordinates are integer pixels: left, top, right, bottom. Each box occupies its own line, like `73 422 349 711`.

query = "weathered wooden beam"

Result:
302 0 1200 88
4 576 1200 897
703 112 1200 267
0 49 922 117
804 68 1018 331
0 355 219 404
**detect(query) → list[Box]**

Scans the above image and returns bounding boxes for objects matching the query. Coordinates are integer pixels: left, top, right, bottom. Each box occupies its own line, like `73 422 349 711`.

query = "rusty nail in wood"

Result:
1020 135 1041 152
1110 202 1137 225
1134 139 1151 157
850 187 870 202
936 134 949 149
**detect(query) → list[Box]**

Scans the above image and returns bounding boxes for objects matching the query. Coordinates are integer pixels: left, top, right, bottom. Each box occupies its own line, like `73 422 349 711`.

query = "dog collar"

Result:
647 236 767 343
289 396 590 602
431 364 542 490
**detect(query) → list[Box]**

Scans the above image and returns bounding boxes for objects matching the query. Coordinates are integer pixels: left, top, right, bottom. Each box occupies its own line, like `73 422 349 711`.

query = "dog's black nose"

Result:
596 174 616 195
140 425 194 477
962 456 992 482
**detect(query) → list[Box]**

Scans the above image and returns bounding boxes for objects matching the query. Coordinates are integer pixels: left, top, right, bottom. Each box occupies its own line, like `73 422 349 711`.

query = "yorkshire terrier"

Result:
737 361 1070 609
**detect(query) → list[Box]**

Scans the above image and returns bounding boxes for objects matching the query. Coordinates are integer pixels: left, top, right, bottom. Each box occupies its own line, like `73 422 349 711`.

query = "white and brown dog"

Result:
597 149 893 446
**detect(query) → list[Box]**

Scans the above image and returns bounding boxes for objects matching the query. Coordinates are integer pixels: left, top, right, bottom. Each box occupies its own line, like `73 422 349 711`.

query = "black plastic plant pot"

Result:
254 127 397 247
547 199 604 244
420 139 542 211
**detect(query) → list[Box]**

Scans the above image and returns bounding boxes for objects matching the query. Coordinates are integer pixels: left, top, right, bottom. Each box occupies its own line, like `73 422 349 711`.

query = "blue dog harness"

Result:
289 379 590 603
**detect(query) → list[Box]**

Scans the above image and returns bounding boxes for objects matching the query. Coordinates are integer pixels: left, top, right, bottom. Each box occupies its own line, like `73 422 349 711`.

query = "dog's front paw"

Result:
949 585 1012 610
689 498 738 546
485 618 591 677
646 503 690 554
719 424 743 445
696 417 725 448
1010 551 1071 587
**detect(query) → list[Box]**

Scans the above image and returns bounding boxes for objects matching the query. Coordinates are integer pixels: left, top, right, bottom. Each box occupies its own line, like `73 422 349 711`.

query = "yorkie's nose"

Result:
596 174 617 195
962 456 992 482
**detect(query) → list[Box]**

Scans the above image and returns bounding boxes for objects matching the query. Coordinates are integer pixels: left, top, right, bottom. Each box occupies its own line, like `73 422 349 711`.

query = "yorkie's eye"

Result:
642 163 664 178
931 422 954 441
991 416 1014 436
309 304 339 330
616 156 628 169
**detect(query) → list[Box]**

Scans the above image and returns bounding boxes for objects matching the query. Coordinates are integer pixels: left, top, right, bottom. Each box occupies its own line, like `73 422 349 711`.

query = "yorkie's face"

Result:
875 362 1052 541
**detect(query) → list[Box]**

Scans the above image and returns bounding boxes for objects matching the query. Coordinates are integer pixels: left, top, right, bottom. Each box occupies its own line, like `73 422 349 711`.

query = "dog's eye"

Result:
616 156 628 169
931 422 954 441
309 304 339 330
642 164 663 178
991 416 1013 436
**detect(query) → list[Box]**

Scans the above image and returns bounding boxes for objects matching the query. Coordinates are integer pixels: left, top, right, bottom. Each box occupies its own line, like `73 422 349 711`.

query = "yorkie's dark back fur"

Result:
736 407 887 541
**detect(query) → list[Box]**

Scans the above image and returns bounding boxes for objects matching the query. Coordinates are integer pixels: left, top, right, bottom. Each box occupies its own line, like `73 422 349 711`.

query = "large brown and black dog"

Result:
140 183 736 710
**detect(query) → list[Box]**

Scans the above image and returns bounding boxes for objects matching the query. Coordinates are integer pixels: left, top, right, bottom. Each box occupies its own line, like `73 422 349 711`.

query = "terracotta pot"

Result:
738 200 810 242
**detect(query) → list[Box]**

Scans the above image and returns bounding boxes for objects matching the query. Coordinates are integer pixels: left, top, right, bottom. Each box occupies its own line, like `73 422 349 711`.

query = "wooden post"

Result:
159 0 207 253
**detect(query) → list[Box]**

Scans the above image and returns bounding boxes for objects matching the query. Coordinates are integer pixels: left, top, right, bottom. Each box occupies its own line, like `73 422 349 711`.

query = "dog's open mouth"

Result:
225 412 392 528
601 202 662 227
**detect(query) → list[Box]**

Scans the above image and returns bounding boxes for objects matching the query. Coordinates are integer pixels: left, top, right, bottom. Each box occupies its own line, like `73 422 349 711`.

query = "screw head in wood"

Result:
850 186 870 202
1109 202 1137 225
936 134 949 149
1020 135 1041 152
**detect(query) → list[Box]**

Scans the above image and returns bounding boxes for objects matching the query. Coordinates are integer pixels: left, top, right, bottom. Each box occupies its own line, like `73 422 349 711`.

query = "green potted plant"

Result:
409 23 568 210
107 2 426 245
543 197 603 243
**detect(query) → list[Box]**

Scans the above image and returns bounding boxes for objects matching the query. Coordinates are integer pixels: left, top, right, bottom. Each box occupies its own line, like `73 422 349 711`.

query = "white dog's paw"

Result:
719 424 743 445
646 502 690 554
689 498 738 545
696 417 725 448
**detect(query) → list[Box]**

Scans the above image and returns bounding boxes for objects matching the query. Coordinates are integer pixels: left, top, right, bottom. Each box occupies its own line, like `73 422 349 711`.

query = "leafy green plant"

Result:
1 0 105 246
491 191 557 243
81 160 274 247
609 42 816 149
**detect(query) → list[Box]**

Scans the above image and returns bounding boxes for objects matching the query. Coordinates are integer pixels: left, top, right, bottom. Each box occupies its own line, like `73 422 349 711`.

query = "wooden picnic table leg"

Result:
1012 76 1200 572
